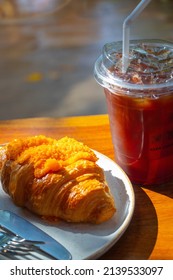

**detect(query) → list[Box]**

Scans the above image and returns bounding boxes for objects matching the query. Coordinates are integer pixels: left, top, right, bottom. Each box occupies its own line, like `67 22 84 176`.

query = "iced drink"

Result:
94 39 173 185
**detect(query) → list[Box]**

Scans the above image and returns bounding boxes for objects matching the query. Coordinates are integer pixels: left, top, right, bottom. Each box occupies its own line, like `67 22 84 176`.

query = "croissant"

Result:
0 135 116 224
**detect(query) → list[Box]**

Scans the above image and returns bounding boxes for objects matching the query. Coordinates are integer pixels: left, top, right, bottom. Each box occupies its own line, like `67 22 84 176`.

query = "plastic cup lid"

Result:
94 39 173 95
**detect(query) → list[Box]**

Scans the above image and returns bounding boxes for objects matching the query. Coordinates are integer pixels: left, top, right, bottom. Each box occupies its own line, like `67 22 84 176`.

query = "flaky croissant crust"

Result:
0 136 116 224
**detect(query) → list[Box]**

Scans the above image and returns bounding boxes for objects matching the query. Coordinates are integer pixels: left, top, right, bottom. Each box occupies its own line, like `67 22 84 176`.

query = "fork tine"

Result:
2 243 35 254
2 248 31 255
12 236 45 245
4 244 33 251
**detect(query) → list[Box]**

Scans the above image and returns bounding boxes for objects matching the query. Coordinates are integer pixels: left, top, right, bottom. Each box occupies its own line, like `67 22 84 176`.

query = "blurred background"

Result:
0 0 172 120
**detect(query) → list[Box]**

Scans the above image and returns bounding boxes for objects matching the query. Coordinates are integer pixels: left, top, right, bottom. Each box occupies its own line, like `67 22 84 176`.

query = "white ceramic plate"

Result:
0 150 135 260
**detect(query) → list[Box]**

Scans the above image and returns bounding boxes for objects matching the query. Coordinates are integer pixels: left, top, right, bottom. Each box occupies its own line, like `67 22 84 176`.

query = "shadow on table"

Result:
143 182 173 199
100 185 158 260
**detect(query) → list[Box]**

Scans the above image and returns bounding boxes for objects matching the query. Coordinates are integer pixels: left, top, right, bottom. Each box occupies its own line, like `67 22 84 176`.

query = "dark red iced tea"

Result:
105 87 173 185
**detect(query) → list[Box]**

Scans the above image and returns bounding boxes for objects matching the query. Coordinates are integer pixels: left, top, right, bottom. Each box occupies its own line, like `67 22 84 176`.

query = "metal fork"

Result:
0 229 54 260
0 231 44 251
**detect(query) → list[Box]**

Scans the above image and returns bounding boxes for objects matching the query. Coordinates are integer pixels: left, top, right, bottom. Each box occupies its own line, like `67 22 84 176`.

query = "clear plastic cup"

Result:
94 39 173 185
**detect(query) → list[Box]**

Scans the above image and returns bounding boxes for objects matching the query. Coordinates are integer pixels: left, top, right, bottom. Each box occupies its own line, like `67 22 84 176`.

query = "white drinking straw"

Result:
122 0 152 73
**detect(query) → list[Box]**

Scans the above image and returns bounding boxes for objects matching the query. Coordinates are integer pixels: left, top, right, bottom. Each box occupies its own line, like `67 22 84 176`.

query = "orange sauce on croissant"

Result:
6 135 98 178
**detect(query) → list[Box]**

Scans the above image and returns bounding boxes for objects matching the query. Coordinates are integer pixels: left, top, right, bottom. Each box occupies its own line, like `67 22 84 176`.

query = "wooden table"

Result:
0 114 173 260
